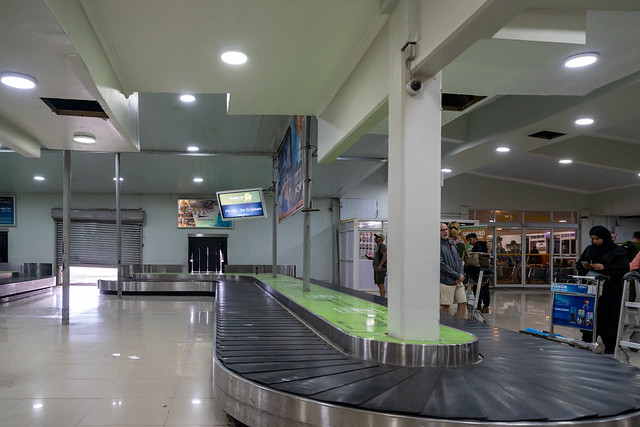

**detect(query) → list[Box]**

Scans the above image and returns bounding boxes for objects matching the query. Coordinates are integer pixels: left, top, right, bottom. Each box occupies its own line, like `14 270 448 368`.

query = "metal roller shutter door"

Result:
55 221 142 266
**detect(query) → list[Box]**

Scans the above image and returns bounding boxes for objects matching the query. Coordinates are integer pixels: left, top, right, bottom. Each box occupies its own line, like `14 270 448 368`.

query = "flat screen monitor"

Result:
216 188 267 220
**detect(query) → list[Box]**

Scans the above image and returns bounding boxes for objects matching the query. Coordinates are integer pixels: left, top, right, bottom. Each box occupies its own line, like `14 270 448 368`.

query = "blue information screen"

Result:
0 196 15 226
552 293 595 331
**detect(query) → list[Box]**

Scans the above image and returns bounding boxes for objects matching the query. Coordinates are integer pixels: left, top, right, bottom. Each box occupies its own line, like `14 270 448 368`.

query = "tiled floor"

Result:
0 285 638 426
0 287 229 426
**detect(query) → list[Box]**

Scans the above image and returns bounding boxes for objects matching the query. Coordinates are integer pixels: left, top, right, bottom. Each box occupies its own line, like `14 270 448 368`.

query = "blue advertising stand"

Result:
549 274 605 350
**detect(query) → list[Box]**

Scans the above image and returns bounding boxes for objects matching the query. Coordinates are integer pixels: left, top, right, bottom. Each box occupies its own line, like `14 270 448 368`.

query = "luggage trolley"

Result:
544 271 608 352
466 267 493 323
614 271 640 362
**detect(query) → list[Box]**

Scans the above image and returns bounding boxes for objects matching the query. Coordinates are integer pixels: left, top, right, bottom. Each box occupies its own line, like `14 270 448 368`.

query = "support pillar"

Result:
272 156 278 278
387 1 442 341
62 150 71 325
115 153 122 299
302 116 312 292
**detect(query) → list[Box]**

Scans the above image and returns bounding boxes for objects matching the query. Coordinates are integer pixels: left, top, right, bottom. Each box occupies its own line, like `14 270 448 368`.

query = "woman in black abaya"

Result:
577 226 629 353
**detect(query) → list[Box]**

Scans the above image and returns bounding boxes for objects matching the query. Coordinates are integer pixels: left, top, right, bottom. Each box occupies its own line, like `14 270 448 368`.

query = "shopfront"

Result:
462 210 579 288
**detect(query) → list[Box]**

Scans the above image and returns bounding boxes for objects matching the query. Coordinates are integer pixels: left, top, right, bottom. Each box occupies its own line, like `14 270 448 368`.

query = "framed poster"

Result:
277 116 304 222
0 195 16 226
178 199 232 228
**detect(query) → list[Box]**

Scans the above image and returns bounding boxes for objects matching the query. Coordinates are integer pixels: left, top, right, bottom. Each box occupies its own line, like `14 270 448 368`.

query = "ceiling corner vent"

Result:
41 97 108 119
441 93 486 112
527 130 566 140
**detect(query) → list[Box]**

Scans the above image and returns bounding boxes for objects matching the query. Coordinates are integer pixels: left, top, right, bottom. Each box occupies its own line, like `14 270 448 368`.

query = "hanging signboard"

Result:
277 116 304 222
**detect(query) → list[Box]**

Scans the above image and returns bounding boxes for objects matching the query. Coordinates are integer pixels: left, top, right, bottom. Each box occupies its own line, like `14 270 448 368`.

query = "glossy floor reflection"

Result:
0 286 227 426
1 286 638 426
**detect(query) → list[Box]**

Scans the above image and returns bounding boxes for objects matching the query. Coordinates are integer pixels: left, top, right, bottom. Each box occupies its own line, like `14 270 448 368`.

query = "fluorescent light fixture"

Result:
559 220 567 223
32 403 44 409
0 72 36 89
113 177 124 181
440 168 452 173
563 52 599 68
559 159 573 164
192 399 202 404
496 146 510 153
221 50 248 65
193 177 204 183
34 176 45 181
73 132 96 144
187 146 199 152
180 94 195 103
575 117 594 126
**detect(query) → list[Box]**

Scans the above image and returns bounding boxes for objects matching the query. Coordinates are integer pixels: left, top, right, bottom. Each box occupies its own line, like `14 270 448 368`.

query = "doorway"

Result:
0 231 7 263
188 235 227 273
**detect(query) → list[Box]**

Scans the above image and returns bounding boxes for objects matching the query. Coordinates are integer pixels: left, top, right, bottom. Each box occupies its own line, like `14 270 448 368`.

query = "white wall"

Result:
5 193 337 282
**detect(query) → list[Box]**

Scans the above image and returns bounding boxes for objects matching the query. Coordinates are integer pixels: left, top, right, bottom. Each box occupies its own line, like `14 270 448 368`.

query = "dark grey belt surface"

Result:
215 281 640 422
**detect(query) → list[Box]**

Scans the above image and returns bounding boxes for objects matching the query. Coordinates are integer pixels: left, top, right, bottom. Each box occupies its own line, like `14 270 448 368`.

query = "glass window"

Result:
472 209 494 223
495 210 522 223
554 211 575 223
524 211 551 223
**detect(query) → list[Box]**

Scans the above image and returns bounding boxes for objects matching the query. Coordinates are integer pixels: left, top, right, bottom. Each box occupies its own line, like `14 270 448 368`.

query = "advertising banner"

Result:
277 116 304 222
0 196 15 226
552 292 595 331
178 199 232 228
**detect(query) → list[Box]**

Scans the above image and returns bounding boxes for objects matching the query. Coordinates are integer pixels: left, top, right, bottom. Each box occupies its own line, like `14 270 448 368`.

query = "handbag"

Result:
468 252 490 268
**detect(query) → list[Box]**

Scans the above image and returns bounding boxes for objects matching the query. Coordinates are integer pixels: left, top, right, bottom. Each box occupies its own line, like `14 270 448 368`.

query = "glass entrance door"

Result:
525 229 551 285
495 227 522 285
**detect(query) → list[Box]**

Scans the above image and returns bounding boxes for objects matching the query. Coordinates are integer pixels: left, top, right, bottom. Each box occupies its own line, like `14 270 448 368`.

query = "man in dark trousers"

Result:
465 233 491 313
440 223 466 317
366 233 387 297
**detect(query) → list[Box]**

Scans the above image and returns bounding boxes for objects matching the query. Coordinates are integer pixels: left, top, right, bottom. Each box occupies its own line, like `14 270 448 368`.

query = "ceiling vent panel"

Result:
41 98 108 119
441 93 486 112
527 130 566 140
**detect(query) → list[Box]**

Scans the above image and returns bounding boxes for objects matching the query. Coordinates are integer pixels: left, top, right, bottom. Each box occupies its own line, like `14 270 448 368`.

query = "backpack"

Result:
621 241 640 263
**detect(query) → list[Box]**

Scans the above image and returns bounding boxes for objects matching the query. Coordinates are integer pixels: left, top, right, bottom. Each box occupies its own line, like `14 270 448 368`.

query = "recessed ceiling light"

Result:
496 146 510 153
575 117 594 126
180 94 195 103
559 159 573 164
193 177 204 183
0 72 37 89
221 50 248 65
113 177 124 181
34 176 45 181
187 146 199 152
563 52 599 68
441 168 452 173
73 132 96 144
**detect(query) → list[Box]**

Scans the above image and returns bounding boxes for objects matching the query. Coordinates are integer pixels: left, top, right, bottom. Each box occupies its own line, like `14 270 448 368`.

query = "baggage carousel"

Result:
214 275 640 427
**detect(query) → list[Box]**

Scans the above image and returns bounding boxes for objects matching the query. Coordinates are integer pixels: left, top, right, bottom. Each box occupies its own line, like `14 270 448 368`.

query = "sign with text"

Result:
217 189 267 220
0 196 15 226
552 292 595 331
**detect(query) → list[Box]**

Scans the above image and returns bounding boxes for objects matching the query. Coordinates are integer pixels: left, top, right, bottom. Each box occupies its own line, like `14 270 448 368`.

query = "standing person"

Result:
365 233 387 297
440 223 466 317
447 221 467 262
577 226 629 354
465 233 491 313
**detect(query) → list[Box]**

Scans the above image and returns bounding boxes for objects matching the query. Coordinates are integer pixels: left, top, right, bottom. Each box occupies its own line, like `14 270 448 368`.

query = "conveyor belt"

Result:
214 280 640 426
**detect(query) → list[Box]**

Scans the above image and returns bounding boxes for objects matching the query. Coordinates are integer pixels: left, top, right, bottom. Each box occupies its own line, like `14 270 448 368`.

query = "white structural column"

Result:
387 1 442 341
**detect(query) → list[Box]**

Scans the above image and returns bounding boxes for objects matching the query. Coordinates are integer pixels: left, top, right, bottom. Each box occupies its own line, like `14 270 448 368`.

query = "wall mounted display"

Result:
0 195 16 226
277 116 304 223
178 199 232 228
216 188 267 220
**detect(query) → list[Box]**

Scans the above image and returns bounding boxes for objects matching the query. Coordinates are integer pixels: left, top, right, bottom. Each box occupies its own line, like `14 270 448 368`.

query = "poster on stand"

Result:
552 292 595 331
178 199 232 228
277 116 304 222
0 196 15 226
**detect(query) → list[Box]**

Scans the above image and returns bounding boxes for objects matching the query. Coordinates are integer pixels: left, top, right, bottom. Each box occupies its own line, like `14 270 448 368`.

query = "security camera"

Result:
406 79 423 96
